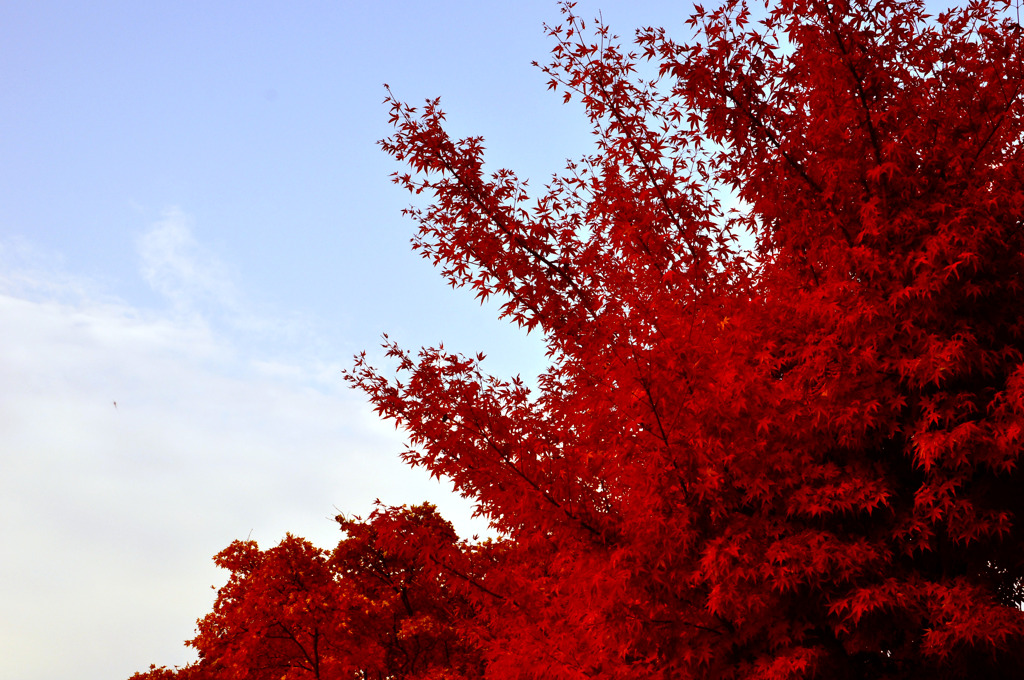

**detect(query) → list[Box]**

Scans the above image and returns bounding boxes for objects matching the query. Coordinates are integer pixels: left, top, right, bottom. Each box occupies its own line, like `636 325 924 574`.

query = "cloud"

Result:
0 234 116 305
134 209 337 367
137 208 238 314
0 226 486 680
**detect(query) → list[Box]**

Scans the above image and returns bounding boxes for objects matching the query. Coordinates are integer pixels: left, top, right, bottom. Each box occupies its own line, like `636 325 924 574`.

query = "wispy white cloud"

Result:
137 208 238 314
0 221 485 680
134 209 338 369
0 234 117 305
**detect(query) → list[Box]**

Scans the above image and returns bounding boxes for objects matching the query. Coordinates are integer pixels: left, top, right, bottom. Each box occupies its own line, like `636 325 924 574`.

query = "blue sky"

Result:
0 2 694 679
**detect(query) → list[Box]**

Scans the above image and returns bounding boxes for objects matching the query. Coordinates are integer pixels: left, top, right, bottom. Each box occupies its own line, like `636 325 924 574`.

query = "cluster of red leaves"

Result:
130 505 485 680
135 0 1024 678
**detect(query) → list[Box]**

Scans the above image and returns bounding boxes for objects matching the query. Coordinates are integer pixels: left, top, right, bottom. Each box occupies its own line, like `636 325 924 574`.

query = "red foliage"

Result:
131 505 483 680
137 1 1024 678
352 1 1024 677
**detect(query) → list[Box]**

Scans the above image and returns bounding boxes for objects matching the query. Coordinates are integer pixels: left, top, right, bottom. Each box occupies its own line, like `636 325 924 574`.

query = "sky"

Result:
0 2 695 679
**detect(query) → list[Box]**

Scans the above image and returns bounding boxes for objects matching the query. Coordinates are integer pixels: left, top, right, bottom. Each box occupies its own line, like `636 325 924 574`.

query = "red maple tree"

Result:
136 1 1024 678
352 0 1024 677
130 505 483 680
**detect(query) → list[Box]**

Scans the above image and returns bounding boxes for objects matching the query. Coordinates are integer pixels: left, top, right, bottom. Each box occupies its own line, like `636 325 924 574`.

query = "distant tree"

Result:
131 505 482 680
329 503 485 680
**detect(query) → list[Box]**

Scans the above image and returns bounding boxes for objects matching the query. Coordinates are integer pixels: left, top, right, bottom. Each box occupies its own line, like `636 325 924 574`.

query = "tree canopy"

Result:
134 1 1024 678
